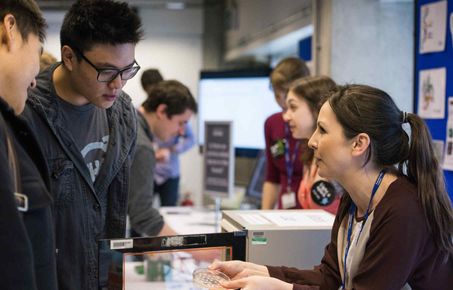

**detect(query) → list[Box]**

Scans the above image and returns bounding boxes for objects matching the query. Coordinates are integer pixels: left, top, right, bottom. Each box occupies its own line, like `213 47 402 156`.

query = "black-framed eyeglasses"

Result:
74 47 140 83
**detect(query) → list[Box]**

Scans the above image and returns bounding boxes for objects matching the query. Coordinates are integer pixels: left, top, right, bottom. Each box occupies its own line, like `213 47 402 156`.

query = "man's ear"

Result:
61 45 76 71
351 133 371 157
156 104 168 119
1 14 17 49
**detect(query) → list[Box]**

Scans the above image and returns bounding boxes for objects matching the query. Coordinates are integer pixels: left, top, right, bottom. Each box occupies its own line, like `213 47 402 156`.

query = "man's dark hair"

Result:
141 69 164 93
0 0 46 43
60 0 143 53
142 80 198 118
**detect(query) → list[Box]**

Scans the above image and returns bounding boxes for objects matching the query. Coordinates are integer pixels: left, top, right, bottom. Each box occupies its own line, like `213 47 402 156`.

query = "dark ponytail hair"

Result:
329 84 453 255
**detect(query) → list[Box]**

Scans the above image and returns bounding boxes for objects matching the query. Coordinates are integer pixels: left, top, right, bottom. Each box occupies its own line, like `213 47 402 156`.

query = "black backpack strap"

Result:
4 125 26 212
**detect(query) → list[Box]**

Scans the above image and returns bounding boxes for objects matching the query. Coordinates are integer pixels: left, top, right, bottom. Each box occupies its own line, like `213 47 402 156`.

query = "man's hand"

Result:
155 148 171 162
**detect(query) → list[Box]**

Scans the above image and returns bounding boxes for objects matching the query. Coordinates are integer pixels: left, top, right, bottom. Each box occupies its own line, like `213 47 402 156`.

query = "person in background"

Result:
128 80 197 237
140 68 196 206
128 68 166 240
154 121 195 206
0 1 57 289
21 0 143 289
283 76 342 214
262 57 310 209
129 79 218 263
211 84 453 290
39 51 57 72
141 68 164 94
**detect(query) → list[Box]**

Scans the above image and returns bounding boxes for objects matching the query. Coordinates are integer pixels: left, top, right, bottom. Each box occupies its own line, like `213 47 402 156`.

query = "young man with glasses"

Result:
22 0 143 289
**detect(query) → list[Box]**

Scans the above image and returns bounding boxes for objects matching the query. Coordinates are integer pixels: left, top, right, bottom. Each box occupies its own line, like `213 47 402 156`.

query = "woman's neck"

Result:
340 167 396 217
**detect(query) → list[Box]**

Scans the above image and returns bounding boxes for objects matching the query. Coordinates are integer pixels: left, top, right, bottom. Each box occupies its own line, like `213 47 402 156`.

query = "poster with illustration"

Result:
443 98 453 171
417 67 446 119
419 0 447 53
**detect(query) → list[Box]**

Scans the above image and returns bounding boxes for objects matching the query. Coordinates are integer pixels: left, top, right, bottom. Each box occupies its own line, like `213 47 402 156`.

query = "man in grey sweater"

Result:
128 80 197 236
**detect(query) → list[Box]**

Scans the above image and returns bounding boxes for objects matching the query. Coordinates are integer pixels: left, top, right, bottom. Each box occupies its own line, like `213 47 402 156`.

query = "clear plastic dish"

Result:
192 268 230 289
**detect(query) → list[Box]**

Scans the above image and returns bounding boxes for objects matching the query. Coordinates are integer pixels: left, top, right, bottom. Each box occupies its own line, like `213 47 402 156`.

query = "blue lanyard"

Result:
341 169 387 289
284 124 300 193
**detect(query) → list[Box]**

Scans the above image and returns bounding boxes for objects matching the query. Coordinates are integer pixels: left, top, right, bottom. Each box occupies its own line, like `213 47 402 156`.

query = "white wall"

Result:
41 11 65 59
42 7 205 205
125 8 203 107
330 0 414 112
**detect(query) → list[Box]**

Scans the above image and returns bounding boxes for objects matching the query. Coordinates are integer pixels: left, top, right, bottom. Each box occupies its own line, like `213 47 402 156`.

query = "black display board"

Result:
203 121 234 199
415 0 453 200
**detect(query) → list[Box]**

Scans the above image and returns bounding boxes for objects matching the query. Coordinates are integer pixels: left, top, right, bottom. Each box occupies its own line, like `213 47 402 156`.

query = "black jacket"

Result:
0 97 57 290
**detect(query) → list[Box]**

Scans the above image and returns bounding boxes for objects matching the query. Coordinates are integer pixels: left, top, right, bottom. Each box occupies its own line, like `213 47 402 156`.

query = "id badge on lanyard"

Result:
281 191 296 209
281 124 299 209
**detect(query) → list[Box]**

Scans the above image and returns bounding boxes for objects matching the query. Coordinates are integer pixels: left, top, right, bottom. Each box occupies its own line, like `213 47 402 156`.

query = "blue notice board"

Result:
415 0 453 201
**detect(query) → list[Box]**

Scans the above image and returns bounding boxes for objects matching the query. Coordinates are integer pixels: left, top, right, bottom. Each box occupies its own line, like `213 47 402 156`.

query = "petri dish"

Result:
192 268 230 289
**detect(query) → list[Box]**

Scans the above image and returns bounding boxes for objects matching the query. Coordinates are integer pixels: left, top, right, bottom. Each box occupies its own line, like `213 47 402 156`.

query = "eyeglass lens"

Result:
97 66 140 82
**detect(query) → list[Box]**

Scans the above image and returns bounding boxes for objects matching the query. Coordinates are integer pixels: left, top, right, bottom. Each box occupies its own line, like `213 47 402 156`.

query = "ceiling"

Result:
36 0 205 10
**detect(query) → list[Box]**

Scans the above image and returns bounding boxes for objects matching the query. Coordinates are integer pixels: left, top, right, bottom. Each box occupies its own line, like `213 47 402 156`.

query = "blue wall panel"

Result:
415 0 453 200
298 36 312 61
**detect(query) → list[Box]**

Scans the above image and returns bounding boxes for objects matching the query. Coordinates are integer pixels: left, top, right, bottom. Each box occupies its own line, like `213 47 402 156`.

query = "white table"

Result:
159 207 221 234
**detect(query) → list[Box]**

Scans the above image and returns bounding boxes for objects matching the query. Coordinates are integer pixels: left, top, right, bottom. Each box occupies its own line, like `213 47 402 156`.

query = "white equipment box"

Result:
221 209 335 269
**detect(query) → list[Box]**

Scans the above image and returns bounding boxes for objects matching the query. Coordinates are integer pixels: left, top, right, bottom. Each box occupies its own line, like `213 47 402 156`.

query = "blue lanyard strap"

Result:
341 169 387 289
284 124 299 192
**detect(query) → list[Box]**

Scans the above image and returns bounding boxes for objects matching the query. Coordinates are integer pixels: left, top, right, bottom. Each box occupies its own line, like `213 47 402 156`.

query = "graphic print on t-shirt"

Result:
81 135 109 182
56 97 110 183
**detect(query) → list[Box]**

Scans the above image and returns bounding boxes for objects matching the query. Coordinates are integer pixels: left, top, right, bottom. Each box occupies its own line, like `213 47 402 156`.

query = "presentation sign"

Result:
203 121 234 199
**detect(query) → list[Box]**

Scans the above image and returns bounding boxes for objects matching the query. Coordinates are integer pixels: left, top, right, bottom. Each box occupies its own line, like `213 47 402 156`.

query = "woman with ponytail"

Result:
210 84 453 290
